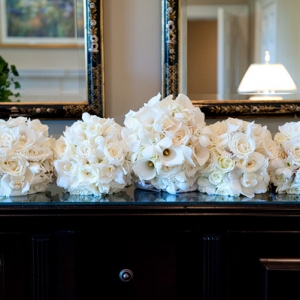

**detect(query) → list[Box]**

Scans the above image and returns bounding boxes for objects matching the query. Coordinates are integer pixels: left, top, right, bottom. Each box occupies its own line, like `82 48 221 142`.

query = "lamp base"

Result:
248 95 283 100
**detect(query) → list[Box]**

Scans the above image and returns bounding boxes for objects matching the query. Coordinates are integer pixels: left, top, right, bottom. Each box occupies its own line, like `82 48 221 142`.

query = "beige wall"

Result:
103 0 161 121
187 20 217 96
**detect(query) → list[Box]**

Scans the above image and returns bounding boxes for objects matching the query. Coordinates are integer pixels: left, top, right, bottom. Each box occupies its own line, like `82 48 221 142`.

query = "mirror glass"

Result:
162 0 300 118
0 0 104 119
182 0 300 101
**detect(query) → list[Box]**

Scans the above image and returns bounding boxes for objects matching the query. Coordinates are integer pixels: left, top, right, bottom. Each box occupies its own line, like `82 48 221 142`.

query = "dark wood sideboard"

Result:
1 186 300 300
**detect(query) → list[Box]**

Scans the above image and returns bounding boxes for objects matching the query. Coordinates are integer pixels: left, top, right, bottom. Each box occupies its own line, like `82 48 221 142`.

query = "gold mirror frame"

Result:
0 0 104 119
162 0 300 118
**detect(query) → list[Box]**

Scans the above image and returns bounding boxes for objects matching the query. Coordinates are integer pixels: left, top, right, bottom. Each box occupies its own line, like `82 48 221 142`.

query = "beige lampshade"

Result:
237 63 297 94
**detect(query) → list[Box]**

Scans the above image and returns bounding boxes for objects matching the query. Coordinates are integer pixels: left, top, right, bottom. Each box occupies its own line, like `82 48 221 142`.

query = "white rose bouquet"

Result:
122 93 211 194
197 118 276 198
269 121 300 194
53 113 132 195
0 117 55 196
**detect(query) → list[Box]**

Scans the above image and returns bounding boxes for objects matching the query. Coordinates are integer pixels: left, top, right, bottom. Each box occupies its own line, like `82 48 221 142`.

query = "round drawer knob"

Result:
119 269 134 282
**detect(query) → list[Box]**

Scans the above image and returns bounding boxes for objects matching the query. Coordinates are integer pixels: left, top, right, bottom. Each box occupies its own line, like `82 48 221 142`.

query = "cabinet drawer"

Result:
227 231 300 300
73 230 205 300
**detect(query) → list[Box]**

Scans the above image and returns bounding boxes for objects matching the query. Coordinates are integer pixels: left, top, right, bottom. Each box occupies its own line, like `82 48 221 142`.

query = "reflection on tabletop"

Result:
1 184 300 203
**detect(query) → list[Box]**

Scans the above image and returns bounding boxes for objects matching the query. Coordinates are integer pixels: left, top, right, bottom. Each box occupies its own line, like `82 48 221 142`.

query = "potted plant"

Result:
0 55 21 102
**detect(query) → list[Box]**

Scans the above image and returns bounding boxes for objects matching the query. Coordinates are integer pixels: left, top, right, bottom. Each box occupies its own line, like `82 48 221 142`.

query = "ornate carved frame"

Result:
0 0 104 119
162 0 300 118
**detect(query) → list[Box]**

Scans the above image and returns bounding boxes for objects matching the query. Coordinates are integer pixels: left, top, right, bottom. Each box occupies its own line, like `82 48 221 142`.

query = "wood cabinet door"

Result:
0 234 29 300
227 231 300 300
72 229 208 300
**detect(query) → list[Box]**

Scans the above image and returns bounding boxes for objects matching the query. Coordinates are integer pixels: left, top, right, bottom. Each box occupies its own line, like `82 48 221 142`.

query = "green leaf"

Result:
0 56 21 102
14 82 21 89
3 90 13 97
11 65 19 76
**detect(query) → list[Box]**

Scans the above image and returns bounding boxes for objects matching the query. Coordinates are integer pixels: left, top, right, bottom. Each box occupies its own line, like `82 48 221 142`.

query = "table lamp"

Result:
237 51 297 100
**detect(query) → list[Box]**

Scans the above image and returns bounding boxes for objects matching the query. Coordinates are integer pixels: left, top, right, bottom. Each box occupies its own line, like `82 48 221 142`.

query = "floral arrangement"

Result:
0 117 55 196
53 113 132 195
197 117 277 198
269 121 300 194
122 93 212 194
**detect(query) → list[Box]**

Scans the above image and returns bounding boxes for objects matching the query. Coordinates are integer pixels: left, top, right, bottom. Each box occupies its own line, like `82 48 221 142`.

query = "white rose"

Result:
76 140 96 161
154 114 177 134
6 117 27 127
237 152 267 173
229 132 256 159
0 153 28 176
247 123 267 139
288 144 300 166
121 131 141 153
124 110 139 131
175 93 196 110
85 122 103 140
157 165 181 178
54 159 79 188
270 157 294 179
182 162 199 177
199 150 216 175
21 146 53 162
168 124 190 146
98 163 117 184
158 95 178 111
82 112 103 124
208 169 225 185
74 165 99 186
100 119 122 138
209 121 227 135
274 132 288 146
216 155 235 173
12 125 40 148
279 121 300 140
0 129 16 149
27 119 49 137
270 172 292 192
64 122 86 145
259 138 278 159
104 142 124 163
54 136 75 159
215 132 231 150
0 174 31 196
215 179 238 196
197 176 214 193
240 172 258 188
110 167 126 185
224 118 243 133
134 106 158 127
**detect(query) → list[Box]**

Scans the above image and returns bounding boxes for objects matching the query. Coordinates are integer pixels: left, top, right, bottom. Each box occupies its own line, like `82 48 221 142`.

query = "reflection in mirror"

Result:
0 0 104 119
162 0 300 118
184 0 299 100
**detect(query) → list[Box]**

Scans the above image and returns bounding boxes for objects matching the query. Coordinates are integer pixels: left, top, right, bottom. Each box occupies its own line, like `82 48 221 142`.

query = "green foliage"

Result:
0 56 21 102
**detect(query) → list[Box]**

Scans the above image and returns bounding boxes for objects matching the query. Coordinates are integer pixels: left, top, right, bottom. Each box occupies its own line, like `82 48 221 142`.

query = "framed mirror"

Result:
162 0 300 118
0 0 104 119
